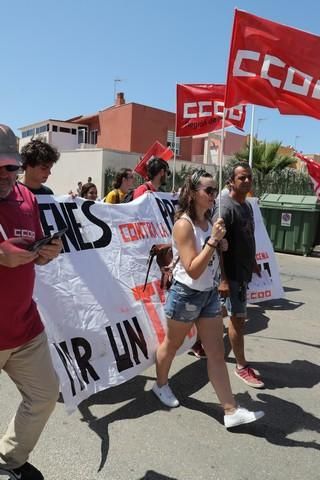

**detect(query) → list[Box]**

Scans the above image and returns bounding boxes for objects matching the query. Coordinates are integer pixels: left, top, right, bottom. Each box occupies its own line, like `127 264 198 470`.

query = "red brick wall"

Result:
98 104 133 151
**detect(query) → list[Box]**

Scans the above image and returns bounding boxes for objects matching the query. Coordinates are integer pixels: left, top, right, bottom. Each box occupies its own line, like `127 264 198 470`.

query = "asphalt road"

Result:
0 253 319 480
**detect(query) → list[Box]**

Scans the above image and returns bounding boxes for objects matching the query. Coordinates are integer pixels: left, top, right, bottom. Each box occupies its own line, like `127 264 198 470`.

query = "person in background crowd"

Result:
80 182 98 201
0 124 62 480
214 162 264 389
76 181 83 196
133 158 170 199
152 169 265 429
87 176 92 183
220 179 231 198
104 168 134 203
20 139 59 195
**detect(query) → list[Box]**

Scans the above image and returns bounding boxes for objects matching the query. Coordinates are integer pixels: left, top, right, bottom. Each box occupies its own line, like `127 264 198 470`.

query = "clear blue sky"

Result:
2 0 320 153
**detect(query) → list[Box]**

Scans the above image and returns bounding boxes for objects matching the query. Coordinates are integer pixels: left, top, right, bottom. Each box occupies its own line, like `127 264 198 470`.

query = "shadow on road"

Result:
246 359 320 390
230 392 320 450
77 297 318 471
256 297 304 311
137 472 178 480
283 286 301 293
77 356 212 472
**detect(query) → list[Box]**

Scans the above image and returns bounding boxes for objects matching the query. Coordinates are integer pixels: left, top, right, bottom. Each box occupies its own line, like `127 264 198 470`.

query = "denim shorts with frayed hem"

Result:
164 281 221 323
225 280 248 318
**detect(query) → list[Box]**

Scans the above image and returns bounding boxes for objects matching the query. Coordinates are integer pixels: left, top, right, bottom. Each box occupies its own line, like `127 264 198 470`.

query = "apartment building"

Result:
18 93 247 195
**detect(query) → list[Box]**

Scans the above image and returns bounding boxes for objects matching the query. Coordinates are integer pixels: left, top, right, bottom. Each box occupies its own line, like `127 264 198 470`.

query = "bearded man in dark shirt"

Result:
214 162 264 389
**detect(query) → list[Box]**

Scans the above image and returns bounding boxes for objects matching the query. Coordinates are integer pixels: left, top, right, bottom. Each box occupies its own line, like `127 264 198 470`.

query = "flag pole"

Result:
172 134 178 192
172 87 178 192
248 105 255 168
218 109 226 218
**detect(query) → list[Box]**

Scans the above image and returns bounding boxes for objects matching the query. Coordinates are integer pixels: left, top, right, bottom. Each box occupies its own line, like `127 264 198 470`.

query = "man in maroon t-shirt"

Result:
133 157 171 199
0 124 62 480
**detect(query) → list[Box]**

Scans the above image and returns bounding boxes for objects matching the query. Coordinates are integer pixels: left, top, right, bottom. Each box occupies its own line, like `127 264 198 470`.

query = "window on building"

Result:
22 128 35 138
90 129 98 145
71 128 77 135
167 130 180 155
78 128 88 144
59 127 71 133
36 124 49 134
52 125 58 132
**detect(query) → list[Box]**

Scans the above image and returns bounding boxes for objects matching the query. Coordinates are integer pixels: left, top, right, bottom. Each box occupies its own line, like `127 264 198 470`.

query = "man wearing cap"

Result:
0 124 62 480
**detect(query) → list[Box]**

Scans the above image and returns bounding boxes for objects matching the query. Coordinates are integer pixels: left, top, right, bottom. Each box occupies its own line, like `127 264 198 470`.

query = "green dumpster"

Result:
260 194 320 256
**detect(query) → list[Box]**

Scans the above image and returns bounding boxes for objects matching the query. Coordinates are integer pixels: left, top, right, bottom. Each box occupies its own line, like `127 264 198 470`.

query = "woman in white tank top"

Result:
152 170 264 429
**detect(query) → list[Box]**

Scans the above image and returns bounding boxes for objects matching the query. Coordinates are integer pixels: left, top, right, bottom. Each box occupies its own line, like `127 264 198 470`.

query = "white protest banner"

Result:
34 193 282 412
34 192 195 413
247 198 284 303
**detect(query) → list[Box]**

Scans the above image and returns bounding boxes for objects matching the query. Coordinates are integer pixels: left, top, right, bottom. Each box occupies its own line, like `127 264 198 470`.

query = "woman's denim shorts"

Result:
164 281 221 323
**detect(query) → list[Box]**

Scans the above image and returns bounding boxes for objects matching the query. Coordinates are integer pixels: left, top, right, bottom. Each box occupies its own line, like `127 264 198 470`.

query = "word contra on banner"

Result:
37 195 178 252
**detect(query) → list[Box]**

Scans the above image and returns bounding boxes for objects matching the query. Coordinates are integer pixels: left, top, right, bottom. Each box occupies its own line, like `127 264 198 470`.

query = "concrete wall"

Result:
44 148 203 198
45 148 104 196
45 148 142 197
50 131 79 150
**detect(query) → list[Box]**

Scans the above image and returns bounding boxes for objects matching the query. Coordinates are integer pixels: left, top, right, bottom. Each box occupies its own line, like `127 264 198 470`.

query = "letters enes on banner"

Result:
225 9 320 120
176 83 246 137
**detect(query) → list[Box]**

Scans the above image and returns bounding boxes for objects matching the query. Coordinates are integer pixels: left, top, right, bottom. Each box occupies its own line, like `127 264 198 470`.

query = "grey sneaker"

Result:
224 407 265 429
152 382 180 408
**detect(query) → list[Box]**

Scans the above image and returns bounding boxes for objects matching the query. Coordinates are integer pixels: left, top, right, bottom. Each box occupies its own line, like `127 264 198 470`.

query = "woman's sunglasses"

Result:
1 165 20 172
197 186 218 196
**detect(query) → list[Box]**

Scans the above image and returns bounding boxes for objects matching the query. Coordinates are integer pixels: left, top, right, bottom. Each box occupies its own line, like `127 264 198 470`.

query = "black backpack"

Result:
121 182 152 203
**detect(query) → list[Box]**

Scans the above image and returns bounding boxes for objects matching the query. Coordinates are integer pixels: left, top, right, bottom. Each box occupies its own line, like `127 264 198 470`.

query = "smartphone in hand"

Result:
27 227 68 252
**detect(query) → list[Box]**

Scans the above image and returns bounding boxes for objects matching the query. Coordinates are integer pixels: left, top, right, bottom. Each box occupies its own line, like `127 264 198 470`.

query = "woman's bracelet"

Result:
206 238 219 248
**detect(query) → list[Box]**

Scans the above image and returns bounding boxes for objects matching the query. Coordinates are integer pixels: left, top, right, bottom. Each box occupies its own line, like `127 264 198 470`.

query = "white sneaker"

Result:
224 407 265 429
152 382 180 408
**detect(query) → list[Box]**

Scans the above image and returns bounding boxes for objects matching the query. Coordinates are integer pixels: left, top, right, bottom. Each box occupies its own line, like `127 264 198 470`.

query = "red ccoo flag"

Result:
295 153 320 198
134 141 174 179
225 10 320 120
176 83 246 137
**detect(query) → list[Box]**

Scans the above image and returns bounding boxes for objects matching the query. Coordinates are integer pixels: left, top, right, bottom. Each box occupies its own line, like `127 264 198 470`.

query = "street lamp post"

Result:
256 118 267 138
294 135 301 151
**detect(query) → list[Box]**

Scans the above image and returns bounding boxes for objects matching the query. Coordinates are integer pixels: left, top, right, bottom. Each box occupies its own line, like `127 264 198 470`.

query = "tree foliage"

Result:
235 138 296 174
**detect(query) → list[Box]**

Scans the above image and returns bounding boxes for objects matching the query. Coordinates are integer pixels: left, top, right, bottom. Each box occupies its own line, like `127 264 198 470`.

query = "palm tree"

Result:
235 138 296 174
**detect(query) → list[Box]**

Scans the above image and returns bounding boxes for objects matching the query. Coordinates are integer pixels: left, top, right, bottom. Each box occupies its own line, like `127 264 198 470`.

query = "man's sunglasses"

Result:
197 186 218 196
1 165 20 172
